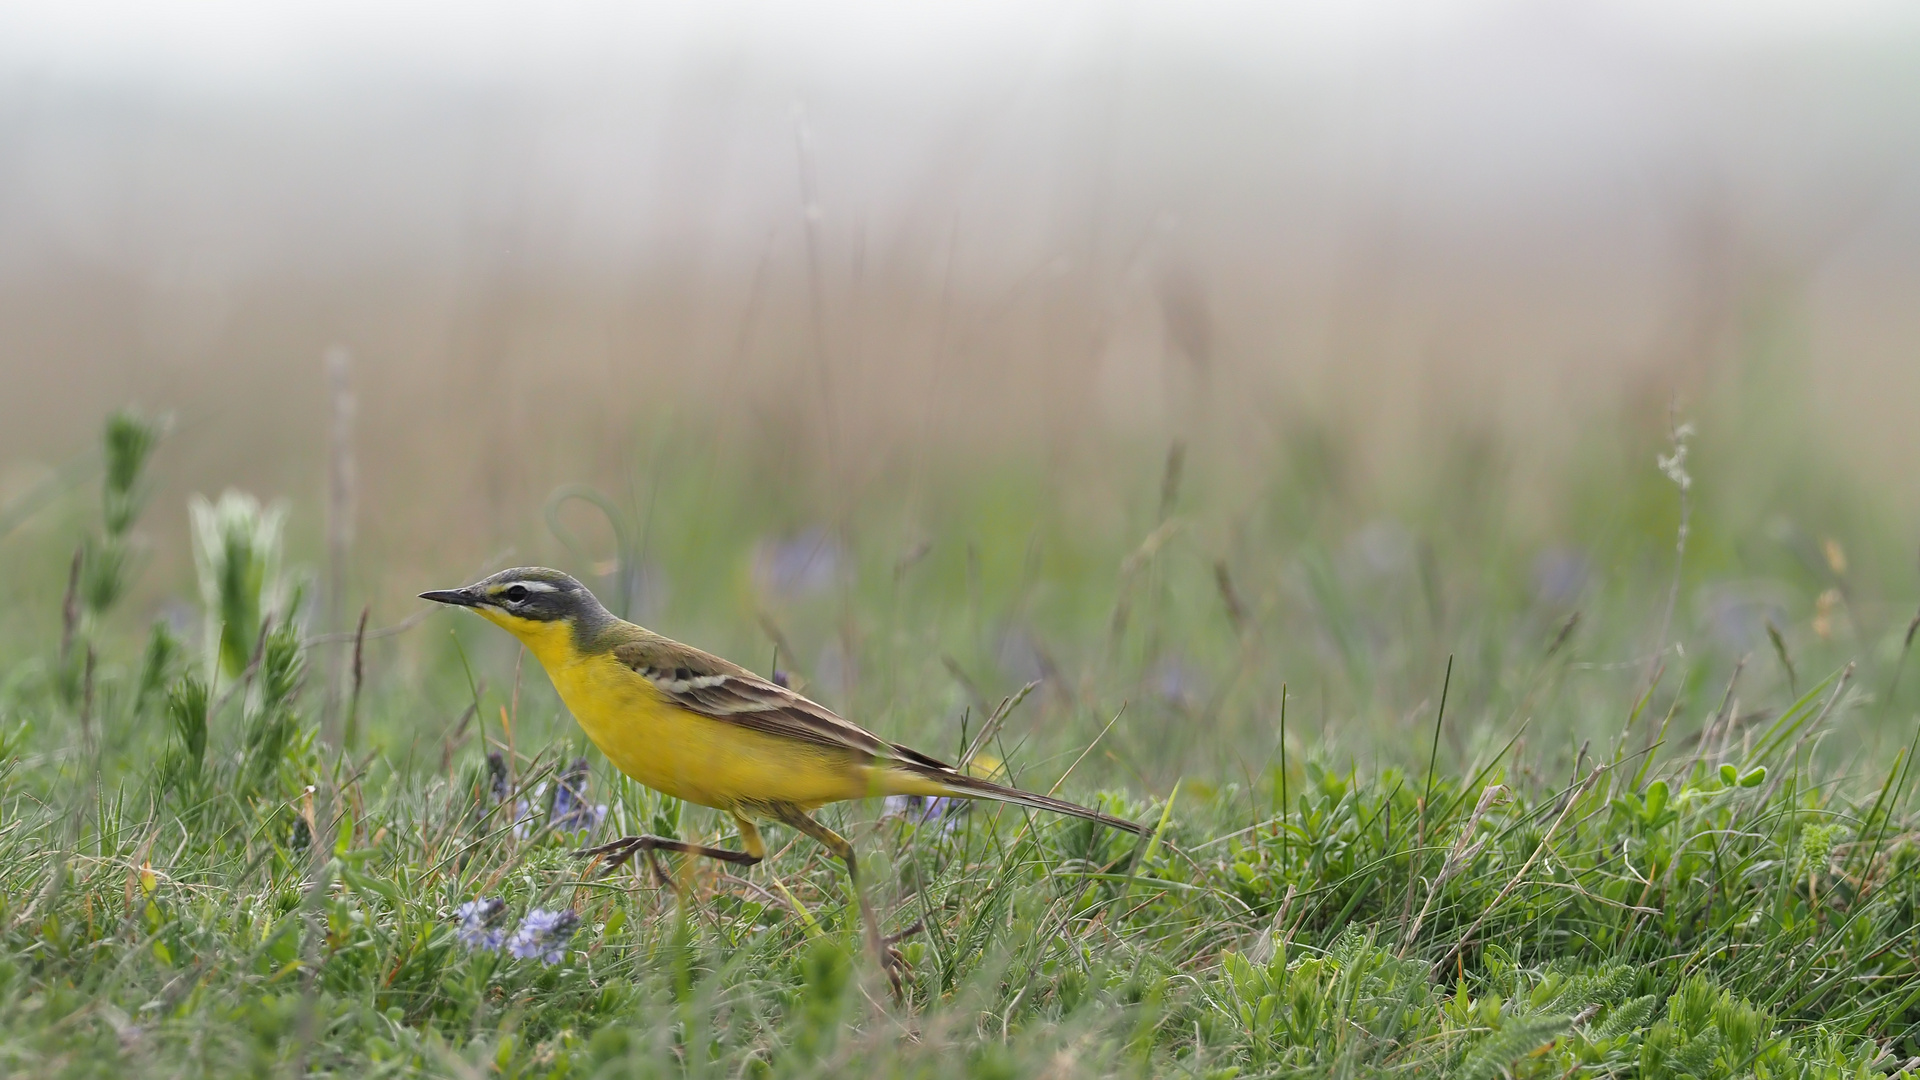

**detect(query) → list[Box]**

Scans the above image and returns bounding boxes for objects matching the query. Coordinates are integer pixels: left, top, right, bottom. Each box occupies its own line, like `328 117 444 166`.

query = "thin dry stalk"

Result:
1046 703 1128 799
1681 657 1745 779
1108 518 1184 652
941 655 990 721
960 681 1040 769
59 548 81 671
79 646 96 756
1213 560 1247 635
1248 883 1299 964
1645 413 1694 694
1400 783 1505 956
1435 765 1605 976
322 345 357 753
1789 661 1855 760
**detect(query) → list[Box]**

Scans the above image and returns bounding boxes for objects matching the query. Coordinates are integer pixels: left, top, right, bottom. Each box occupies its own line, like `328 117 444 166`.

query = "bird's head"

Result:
420 567 614 653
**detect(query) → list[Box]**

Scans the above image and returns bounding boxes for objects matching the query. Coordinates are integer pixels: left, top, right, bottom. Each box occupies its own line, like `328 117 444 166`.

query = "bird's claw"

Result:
573 836 673 886
878 918 924 999
883 918 925 947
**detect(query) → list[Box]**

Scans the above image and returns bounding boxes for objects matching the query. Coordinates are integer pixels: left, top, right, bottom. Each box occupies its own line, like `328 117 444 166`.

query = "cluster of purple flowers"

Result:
454 898 508 951
751 527 844 598
546 757 608 834
505 908 580 964
454 899 580 965
485 752 608 840
485 752 511 804
883 793 966 834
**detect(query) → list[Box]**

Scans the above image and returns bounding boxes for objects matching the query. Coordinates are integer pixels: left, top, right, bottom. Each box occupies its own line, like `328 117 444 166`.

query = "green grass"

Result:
1 401 1919 1078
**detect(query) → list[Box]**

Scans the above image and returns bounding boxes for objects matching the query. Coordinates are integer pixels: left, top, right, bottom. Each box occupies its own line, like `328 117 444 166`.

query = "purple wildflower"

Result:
751 527 843 597
506 908 580 965
485 752 510 804
1149 655 1204 710
454 897 507 952
1531 547 1589 608
480 751 544 839
884 794 966 834
511 796 538 840
547 757 607 835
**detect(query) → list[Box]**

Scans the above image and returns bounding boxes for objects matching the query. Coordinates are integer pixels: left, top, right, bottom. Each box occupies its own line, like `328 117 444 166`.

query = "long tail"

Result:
900 765 1149 835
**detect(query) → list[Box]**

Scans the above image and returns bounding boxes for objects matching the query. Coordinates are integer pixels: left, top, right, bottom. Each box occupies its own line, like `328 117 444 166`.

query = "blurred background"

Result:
4 1 1919 772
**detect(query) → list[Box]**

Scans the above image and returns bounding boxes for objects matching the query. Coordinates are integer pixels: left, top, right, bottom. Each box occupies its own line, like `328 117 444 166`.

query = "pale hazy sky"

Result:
4 1 1915 89
6 0 1920 529
4 0 1917 286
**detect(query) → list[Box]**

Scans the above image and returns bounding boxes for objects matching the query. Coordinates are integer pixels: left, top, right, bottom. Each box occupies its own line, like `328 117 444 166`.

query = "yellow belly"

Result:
541 649 875 812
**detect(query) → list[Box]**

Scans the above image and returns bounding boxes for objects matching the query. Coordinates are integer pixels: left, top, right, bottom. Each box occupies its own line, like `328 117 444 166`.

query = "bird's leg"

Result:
731 814 769 862
574 835 760 885
643 849 672 889
770 805 913 996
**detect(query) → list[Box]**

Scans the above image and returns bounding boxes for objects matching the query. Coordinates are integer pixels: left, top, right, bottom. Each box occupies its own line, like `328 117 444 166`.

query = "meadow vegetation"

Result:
0 388 1917 1079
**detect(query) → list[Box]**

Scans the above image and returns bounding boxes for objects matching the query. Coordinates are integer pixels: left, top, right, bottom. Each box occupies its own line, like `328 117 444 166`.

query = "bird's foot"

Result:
877 918 925 999
575 834 760 886
883 918 925 949
573 836 672 886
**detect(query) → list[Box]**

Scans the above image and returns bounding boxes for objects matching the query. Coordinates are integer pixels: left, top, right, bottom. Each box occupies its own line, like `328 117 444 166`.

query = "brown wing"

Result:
611 637 953 771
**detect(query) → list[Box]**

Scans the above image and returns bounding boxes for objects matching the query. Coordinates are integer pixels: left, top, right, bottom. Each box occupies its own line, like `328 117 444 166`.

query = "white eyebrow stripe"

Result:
500 580 559 593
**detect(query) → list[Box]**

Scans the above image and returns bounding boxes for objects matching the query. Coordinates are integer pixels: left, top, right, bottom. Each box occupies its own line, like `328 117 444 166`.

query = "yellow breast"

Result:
497 617 874 812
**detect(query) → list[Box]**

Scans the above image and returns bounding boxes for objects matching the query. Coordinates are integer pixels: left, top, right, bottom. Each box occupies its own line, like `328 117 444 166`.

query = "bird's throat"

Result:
476 609 581 674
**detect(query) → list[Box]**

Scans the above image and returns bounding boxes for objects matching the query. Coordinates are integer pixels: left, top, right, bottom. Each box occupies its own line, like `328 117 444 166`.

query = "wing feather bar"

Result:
611 639 952 767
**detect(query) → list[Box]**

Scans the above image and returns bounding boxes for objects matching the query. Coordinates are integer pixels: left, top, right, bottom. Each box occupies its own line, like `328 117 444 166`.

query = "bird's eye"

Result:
505 585 529 603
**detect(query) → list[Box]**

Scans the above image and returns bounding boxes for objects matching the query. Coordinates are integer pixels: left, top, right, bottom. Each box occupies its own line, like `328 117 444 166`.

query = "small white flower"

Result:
1656 423 1694 492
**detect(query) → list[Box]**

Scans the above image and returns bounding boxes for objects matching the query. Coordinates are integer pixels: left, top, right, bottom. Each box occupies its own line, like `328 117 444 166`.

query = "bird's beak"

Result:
420 588 480 608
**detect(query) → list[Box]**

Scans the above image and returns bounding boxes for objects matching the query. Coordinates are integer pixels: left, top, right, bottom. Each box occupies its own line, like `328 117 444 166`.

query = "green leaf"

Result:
1642 780 1669 823
1457 1013 1572 1080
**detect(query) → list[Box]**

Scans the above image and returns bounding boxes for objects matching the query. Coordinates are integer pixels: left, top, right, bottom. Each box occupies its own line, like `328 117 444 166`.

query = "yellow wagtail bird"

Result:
421 567 1146 890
